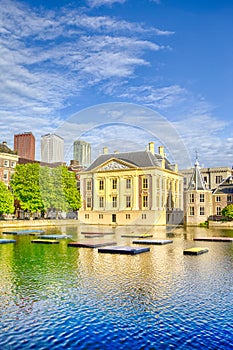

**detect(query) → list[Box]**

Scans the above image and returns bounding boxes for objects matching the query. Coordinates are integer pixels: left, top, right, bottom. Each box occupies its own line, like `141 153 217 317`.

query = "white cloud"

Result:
118 85 187 109
87 0 126 8
0 0 170 124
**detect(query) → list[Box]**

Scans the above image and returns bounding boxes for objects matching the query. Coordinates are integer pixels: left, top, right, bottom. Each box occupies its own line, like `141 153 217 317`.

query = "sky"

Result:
0 0 232 169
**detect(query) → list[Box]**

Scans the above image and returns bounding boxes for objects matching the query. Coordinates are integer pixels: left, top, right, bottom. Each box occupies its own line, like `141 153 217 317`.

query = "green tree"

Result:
61 166 81 210
40 166 81 213
11 163 44 216
11 164 81 218
0 182 15 216
221 204 233 219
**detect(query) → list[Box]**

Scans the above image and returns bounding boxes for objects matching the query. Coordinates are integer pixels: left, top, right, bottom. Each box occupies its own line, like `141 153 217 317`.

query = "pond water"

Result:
0 224 232 350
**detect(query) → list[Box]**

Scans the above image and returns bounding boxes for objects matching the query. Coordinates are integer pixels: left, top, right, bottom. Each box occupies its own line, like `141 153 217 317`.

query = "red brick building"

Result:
14 132 35 160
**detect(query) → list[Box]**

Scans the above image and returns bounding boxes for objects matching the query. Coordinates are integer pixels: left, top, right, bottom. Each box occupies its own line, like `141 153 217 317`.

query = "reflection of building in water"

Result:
79 142 183 226
183 157 233 225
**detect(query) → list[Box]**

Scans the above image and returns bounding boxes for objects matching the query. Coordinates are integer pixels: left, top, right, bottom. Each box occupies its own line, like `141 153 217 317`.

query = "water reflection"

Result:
0 224 233 349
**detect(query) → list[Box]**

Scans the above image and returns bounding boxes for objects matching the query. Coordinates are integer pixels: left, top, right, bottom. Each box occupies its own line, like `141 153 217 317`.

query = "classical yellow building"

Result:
79 142 184 226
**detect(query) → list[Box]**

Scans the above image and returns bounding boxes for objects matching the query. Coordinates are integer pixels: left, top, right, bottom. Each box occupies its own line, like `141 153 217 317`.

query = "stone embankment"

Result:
208 220 233 227
0 219 79 229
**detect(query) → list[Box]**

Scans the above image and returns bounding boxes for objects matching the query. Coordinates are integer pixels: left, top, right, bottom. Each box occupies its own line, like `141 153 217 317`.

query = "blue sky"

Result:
0 0 232 168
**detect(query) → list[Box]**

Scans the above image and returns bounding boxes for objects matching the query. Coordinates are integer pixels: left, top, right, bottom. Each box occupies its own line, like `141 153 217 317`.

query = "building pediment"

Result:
96 158 136 172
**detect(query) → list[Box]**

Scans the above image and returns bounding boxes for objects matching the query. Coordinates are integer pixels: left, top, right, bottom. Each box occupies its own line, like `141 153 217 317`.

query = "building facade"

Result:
0 142 19 187
73 140 91 167
183 159 233 225
211 170 233 219
14 132 35 160
41 134 64 164
79 143 183 226
184 158 213 225
181 166 232 190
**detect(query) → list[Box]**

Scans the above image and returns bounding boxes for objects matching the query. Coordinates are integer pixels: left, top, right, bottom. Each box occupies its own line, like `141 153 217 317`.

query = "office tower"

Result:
41 133 64 163
14 132 35 160
73 140 91 167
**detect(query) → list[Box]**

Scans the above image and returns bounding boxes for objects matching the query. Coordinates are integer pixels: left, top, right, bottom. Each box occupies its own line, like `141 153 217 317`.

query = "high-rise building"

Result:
14 132 35 160
73 140 91 167
41 133 64 163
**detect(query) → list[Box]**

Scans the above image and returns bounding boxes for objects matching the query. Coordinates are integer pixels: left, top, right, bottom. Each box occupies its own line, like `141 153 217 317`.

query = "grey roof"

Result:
213 174 233 194
0 143 16 155
214 185 233 195
188 160 206 190
85 150 173 171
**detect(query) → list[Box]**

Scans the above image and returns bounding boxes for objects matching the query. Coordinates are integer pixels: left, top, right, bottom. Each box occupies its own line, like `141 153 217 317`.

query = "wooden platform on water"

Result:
98 245 150 255
84 234 104 238
0 239 16 244
68 240 117 248
31 239 59 244
121 234 153 238
37 234 72 239
81 231 113 235
183 247 209 255
3 229 45 235
194 237 233 242
133 239 173 245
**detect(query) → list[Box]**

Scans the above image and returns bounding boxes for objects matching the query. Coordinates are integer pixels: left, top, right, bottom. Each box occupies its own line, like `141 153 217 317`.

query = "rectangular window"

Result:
200 193 205 202
126 195 131 208
86 197 92 208
126 178 131 189
216 196 221 202
216 207 221 215
126 214 130 220
3 170 8 180
99 197 104 208
142 177 148 189
227 195 232 202
216 176 222 184
99 214 103 219
85 214 89 219
99 179 104 191
200 207 205 215
203 176 208 184
112 178 117 190
189 207 194 216
183 177 187 185
142 195 148 208
112 196 117 208
142 213 147 219
11 161 16 168
4 160 9 167
189 193 194 203
86 180 92 191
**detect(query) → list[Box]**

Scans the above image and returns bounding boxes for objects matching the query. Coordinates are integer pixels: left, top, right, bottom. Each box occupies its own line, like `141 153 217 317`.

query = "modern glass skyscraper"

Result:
73 140 91 167
41 133 64 163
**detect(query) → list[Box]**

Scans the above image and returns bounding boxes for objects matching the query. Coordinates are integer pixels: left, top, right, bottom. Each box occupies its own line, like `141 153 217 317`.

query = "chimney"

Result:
103 147 108 154
148 142 154 155
158 146 164 157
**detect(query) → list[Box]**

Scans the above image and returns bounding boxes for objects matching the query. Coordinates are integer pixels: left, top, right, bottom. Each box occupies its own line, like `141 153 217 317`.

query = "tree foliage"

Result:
11 163 44 214
40 166 81 212
11 164 81 216
221 204 233 219
0 181 15 215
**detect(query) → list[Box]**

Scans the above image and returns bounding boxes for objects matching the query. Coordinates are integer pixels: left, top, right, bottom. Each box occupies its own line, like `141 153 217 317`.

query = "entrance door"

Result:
112 214 116 223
